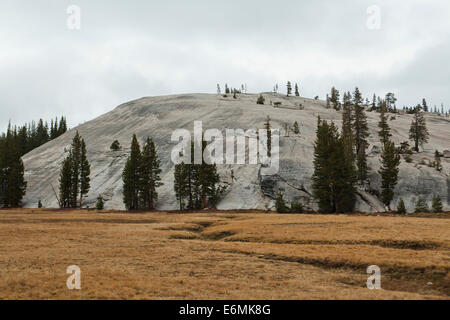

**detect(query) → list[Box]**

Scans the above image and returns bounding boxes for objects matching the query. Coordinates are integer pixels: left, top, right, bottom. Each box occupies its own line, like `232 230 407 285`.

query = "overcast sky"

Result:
1 0 450 131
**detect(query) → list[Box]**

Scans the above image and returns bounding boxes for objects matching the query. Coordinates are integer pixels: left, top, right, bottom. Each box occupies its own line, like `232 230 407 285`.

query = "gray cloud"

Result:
1 0 450 131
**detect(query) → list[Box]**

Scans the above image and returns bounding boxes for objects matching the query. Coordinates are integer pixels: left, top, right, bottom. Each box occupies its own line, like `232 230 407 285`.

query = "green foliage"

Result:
286 81 292 96
295 83 300 96
353 87 370 184
290 201 304 213
58 131 90 208
110 140 121 151
409 105 429 152
0 125 27 207
432 195 443 213
379 141 401 209
397 198 406 214
80 139 90 207
312 118 357 213
415 197 429 213
330 87 340 110
122 134 142 210
58 155 74 208
256 94 265 105
275 192 289 213
293 121 300 135
96 195 104 210
173 141 221 211
264 116 272 157
404 155 413 163
139 138 163 210
398 141 413 155
378 103 392 145
38 200 43 208
434 150 442 172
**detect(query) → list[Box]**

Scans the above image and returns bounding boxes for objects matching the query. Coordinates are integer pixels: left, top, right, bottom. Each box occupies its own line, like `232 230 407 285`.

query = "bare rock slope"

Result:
22 93 450 212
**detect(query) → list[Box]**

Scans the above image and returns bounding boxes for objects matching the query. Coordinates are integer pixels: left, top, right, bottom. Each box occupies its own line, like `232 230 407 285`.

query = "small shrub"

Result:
110 140 121 151
396 198 406 214
290 201 304 213
96 196 105 210
275 192 289 213
38 200 43 208
293 121 300 135
432 195 443 213
404 155 413 163
415 197 429 213
256 94 265 105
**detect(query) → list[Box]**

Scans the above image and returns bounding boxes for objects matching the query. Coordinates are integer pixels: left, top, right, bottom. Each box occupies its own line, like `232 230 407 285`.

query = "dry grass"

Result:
0 209 448 300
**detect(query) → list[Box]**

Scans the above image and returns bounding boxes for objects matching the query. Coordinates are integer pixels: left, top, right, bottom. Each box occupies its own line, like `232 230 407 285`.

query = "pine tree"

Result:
286 81 292 96
0 125 27 207
353 87 370 184
264 116 272 157
70 132 82 208
422 98 428 112
342 92 354 160
139 137 163 210
96 195 104 210
434 150 442 172
79 139 90 207
122 134 141 210
59 154 73 208
192 141 220 209
256 94 265 105
38 200 43 208
275 192 289 213
415 197 429 213
378 140 401 210
110 140 121 151
174 161 188 210
378 102 391 145
295 83 300 96
385 93 397 112
397 198 406 214
312 119 356 213
293 121 300 134
431 195 443 213
409 105 429 152
330 87 340 110
57 132 90 208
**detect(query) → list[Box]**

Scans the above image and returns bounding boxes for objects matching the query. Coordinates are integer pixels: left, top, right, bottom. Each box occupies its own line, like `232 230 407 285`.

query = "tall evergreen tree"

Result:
342 92 354 160
293 121 300 134
312 118 356 213
330 87 340 110
122 134 141 210
59 154 74 208
139 137 163 210
353 87 370 184
0 125 27 207
295 83 300 96
58 131 90 208
422 98 428 112
431 195 443 213
409 105 429 152
264 116 272 157
286 81 292 96
378 102 391 145
79 139 90 207
174 161 188 210
415 197 429 213
70 132 82 208
378 140 401 210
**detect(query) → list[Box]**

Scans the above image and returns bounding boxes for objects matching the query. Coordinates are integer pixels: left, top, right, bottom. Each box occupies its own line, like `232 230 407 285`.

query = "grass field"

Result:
0 209 448 300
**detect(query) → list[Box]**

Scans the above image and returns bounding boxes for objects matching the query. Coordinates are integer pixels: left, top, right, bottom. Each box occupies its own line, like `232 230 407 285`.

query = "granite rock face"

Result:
22 93 450 212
